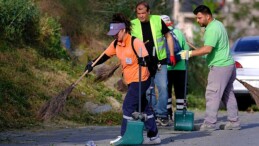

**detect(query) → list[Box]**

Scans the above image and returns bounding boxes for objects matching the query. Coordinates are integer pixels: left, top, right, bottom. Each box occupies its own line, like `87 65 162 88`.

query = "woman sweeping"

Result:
85 13 160 145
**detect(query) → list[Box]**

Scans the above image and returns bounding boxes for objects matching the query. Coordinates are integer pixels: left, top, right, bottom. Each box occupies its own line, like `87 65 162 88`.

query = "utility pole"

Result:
173 0 180 24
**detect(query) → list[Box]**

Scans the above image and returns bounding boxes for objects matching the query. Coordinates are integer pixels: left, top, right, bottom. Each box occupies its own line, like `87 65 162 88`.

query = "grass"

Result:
68 111 122 126
0 47 123 130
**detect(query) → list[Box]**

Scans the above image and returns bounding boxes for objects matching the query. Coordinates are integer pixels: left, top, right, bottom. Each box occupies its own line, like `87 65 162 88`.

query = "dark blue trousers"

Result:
121 78 158 138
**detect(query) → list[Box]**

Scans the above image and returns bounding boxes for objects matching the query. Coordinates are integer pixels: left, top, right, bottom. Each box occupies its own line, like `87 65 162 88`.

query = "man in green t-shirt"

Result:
180 5 240 131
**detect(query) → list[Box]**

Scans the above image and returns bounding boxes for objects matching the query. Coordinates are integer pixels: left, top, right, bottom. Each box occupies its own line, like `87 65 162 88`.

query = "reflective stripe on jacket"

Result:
131 15 167 60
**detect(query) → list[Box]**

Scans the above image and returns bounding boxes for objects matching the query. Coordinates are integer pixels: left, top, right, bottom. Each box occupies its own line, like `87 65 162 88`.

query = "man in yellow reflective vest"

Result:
131 1 176 128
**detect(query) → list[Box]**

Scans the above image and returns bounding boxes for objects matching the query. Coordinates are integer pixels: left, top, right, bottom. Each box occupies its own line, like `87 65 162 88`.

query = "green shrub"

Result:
0 40 12 51
250 105 259 112
38 15 69 59
0 0 40 45
0 0 68 59
187 94 206 110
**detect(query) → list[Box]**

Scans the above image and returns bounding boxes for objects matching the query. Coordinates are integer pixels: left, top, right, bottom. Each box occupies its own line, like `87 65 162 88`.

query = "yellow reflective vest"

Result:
131 15 167 60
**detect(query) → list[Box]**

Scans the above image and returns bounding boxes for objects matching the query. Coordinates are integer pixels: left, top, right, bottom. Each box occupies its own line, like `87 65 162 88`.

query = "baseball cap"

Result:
160 15 173 26
107 23 126 36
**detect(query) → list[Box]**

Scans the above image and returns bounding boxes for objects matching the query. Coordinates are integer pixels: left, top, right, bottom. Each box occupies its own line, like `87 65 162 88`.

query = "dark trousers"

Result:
167 70 186 118
121 78 158 138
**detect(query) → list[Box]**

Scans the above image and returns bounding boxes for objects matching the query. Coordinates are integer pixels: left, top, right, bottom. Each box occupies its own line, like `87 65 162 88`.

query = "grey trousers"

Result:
204 64 239 125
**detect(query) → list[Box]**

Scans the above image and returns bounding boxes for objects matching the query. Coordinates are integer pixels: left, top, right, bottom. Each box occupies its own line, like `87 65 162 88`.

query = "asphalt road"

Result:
1 111 259 146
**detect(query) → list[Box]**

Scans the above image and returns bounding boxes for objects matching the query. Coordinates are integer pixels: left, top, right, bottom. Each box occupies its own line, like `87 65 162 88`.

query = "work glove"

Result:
138 57 146 66
85 61 93 73
132 112 148 121
132 111 141 120
179 50 192 60
170 55 176 66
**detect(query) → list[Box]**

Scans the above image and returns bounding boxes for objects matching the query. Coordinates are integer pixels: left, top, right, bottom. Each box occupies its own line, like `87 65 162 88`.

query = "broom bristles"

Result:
37 84 75 120
236 78 259 107
38 52 107 120
94 64 120 82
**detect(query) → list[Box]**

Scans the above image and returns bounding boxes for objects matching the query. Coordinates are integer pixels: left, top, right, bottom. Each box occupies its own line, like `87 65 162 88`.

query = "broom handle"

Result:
137 40 148 113
235 78 243 83
139 48 142 113
183 50 189 108
72 52 106 87
187 41 198 50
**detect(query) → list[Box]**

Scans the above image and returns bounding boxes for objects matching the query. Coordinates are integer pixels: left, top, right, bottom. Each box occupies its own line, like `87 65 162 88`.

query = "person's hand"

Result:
170 55 176 66
179 50 192 60
85 61 93 73
138 57 146 66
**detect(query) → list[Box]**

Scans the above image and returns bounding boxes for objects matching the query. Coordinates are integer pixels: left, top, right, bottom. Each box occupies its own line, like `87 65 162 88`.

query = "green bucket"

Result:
113 120 144 145
174 110 194 131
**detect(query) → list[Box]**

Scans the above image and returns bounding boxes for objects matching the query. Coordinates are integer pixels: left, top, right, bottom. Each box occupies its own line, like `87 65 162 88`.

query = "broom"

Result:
186 41 259 107
94 40 149 82
94 62 120 82
235 78 259 107
38 52 106 120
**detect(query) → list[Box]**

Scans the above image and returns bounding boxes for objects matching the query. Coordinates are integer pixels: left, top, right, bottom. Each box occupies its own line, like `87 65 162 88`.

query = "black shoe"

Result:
156 117 169 126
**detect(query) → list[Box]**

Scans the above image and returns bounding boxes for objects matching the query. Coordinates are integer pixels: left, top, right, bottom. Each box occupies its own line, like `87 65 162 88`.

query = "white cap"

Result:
160 15 173 26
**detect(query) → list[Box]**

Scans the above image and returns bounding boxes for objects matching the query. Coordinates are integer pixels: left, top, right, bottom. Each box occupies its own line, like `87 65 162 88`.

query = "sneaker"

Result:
199 123 216 131
219 121 241 130
110 136 122 145
142 134 161 145
156 117 169 126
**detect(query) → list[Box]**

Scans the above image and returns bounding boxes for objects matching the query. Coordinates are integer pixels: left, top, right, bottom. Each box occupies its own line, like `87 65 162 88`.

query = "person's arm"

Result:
164 32 174 56
134 37 157 76
84 54 110 72
191 45 213 57
92 54 110 66
180 45 213 59
161 20 175 65
161 20 174 56
85 40 116 72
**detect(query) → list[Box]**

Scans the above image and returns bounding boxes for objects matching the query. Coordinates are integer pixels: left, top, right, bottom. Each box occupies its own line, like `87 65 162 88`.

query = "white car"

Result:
231 36 259 94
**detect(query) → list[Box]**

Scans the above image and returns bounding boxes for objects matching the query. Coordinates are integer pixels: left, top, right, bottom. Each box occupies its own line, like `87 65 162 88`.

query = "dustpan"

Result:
113 120 144 145
113 48 144 145
174 50 194 131
174 107 194 131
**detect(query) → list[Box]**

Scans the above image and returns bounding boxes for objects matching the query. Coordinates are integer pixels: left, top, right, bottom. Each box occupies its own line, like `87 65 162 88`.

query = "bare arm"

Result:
191 45 213 57
164 32 174 56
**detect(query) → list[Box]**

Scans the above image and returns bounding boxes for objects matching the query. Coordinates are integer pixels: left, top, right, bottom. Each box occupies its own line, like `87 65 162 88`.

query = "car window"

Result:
235 40 259 52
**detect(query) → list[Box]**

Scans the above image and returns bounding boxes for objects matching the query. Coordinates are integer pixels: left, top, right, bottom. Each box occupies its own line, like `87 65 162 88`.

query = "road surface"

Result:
0 111 259 146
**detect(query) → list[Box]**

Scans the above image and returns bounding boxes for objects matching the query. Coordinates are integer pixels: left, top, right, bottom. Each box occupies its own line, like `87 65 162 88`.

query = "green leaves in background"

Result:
0 0 40 44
